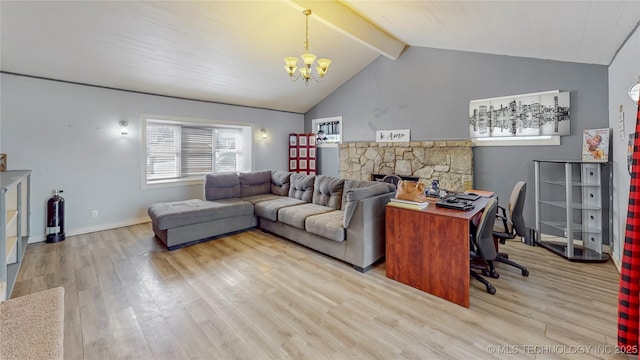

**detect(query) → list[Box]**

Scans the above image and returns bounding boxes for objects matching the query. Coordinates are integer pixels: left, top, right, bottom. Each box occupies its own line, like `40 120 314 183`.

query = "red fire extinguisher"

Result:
46 190 65 243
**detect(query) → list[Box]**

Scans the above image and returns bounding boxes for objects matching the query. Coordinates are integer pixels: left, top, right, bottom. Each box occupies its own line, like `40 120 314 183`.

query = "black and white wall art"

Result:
469 90 570 138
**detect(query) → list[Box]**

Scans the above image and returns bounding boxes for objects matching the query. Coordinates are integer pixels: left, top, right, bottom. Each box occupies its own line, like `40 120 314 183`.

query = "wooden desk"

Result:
385 197 489 307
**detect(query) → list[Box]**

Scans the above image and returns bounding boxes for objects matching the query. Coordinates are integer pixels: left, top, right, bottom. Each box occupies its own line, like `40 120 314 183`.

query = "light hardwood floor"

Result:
13 224 629 359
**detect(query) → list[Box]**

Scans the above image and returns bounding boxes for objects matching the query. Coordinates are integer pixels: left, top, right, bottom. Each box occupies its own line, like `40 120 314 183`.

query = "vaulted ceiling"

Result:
2 1 639 114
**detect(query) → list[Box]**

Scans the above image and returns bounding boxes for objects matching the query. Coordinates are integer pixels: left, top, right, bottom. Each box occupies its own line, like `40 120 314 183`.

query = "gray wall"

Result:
608 25 640 265
1 74 303 241
305 46 609 227
316 147 339 177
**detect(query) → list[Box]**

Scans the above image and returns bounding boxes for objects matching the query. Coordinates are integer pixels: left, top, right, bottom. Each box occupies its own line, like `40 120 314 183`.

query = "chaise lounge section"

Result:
148 170 395 271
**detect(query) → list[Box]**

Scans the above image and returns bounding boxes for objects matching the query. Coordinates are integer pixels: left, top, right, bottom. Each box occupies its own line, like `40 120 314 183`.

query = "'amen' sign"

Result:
376 129 410 142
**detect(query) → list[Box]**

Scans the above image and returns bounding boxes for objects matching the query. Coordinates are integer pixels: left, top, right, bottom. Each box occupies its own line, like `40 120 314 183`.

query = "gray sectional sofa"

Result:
148 170 395 272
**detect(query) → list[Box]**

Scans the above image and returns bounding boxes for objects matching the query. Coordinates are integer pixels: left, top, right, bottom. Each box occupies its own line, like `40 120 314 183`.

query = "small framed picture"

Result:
299 135 307 146
299 148 307 158
582 128 610 162
289 160 297 170
309 148 316 158
289 148 297 158
289 134 297 146
309 159 316 170
299 159 307 169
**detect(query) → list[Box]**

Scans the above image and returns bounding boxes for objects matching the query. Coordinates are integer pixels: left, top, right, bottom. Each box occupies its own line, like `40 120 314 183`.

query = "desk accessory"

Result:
436 199 475 211
395 180 428 202
388 198 429 210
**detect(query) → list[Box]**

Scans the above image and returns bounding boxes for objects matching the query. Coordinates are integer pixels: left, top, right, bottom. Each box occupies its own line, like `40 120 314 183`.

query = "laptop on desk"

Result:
454 192 481 201
435 197 475 211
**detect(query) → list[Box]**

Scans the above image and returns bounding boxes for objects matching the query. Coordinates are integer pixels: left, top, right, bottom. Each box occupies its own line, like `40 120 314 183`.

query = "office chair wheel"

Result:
482 269 500 279
522 269 529 277
486 284 496 295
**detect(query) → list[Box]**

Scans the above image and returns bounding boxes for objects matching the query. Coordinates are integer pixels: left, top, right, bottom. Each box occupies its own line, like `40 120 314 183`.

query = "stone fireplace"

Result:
339 140 473 192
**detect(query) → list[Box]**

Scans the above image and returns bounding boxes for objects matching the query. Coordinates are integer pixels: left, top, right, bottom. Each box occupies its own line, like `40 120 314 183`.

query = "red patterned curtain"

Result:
619 96 640 356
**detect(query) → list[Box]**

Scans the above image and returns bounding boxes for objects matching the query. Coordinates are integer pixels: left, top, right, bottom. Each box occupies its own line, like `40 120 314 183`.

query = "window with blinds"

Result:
146 119 248 183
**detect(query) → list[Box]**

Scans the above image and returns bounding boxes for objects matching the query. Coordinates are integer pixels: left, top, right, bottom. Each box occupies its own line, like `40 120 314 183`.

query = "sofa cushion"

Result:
148 199 253 230
312 175 344 210
305 210 345 242
254 197 305 221
271 171 291 196
239 171 271 197
278 203 334 230
343 183 394 228
204 173 241 200
240 193 282 205
288 173 315 202
341 179 394 210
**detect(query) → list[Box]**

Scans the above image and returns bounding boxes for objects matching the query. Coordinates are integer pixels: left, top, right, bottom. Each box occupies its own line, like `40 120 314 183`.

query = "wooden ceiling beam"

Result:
289 0 405 60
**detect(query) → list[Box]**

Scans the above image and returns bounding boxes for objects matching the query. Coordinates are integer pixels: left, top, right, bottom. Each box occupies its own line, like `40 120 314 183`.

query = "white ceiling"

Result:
1 1 639 114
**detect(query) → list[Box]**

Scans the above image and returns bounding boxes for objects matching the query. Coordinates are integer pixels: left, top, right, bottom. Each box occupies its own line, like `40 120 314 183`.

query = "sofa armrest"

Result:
343 183 393 228
344 192 394 270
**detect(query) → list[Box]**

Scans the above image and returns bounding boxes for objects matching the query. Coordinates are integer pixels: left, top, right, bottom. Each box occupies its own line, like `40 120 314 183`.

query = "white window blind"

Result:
146 119 246 183
147 124 180 180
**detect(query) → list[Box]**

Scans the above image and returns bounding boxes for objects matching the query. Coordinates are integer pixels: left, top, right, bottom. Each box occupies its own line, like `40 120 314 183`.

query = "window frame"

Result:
141 114 255 189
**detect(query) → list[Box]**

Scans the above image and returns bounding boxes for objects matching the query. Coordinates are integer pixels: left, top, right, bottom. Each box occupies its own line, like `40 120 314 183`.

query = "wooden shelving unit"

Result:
0 170 31 300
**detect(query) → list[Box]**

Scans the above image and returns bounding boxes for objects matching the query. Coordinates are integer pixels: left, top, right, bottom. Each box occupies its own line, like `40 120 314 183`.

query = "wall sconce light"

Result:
119 121 128 135
260 128 267 139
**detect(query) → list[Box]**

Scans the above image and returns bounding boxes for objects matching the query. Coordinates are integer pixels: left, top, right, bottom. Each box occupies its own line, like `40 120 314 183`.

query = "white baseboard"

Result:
28 216 151 244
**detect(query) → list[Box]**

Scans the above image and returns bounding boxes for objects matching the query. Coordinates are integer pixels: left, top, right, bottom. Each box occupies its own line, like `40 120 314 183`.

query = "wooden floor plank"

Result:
13 224 630 359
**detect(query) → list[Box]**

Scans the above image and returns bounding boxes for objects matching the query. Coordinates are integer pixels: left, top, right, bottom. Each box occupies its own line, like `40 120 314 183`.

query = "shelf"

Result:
539 200 601 211
0 170 31 300
534 161 611 262
540 221 602 234
539 180 601 187
537 240 610 262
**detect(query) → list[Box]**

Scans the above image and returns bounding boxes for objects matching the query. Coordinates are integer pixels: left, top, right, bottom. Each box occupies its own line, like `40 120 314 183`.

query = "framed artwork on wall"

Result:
469 90 570 139
312 116 342 147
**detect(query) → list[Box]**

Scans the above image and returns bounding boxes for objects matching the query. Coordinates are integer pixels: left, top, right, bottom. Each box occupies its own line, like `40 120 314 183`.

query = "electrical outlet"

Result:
92 210 98 218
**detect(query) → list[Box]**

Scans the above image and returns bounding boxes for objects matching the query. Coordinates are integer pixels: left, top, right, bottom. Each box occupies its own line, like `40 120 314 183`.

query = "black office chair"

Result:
470 197 499 295
382 174 402 187
492 181 530 277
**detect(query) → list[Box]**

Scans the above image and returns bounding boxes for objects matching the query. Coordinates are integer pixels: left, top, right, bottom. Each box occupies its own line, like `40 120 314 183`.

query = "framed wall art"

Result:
469 90 570 139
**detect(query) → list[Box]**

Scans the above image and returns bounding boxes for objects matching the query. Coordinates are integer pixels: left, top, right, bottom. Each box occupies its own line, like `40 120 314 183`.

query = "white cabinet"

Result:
534 160 610 262
0 170 31 300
